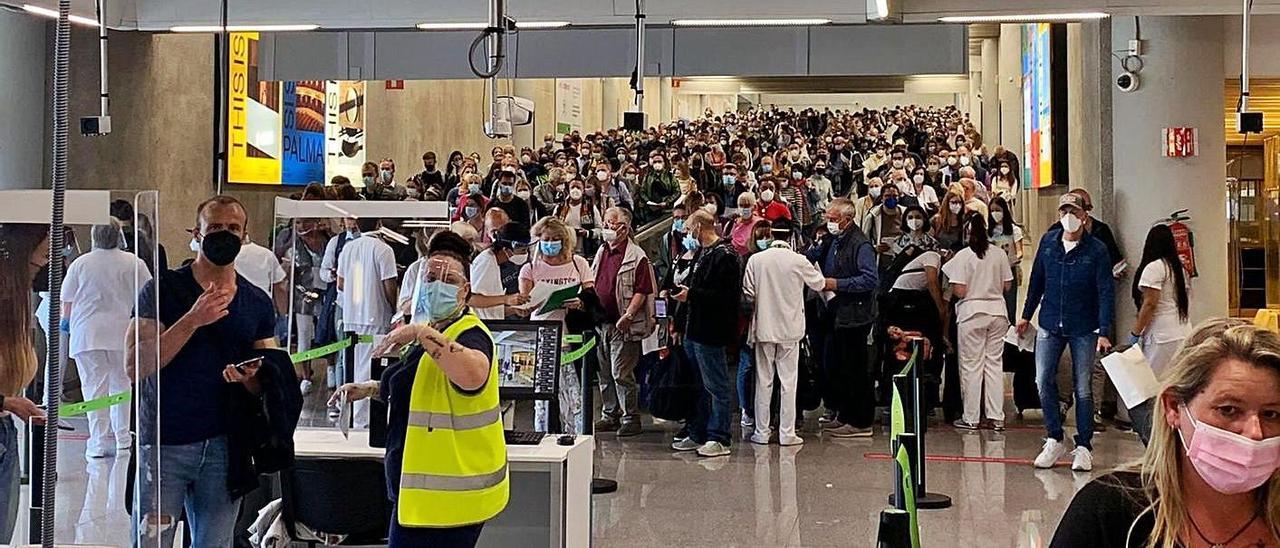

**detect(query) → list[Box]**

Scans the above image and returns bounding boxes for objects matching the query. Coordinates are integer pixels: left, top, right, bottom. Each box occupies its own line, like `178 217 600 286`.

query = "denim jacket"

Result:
1021 228 1115 337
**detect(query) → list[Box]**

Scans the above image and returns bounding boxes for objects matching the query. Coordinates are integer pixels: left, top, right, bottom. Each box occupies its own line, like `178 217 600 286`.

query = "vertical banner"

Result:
555 79 583 135
1021 23 1054 189
228 32 283 184
282 80 326 184
324 80 367 186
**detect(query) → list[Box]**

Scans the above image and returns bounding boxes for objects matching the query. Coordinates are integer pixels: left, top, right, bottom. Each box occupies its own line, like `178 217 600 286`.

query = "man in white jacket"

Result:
743 239 827 446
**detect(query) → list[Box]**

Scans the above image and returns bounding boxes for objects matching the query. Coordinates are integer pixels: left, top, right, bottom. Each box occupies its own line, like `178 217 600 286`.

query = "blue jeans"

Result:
1035 331 1097 450
390 518 484 547
135 436 240 547
0 417 19 545
737 346 754 418
685 339 733 445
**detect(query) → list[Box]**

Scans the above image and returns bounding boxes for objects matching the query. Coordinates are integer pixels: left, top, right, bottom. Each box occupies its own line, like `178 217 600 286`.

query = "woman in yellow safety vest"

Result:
333 230 508 547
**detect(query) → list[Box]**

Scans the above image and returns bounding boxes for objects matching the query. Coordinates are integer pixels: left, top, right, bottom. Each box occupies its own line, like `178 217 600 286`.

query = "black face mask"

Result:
201 230 242 266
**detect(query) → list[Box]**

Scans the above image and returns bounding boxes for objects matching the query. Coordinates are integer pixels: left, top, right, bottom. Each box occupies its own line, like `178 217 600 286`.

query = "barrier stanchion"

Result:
876 508 913 548
566 332 618 495
887 340 952 510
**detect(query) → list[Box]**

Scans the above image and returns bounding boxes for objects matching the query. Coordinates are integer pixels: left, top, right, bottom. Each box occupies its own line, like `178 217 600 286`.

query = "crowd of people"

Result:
244 103 1188 468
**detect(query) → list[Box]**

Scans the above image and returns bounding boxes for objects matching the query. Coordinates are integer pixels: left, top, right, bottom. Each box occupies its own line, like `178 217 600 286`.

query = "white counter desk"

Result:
293 428 593 548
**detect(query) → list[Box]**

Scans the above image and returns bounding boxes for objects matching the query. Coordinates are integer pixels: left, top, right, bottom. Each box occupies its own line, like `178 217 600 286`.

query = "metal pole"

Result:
634 0 646 108
487 0 505 129
96 0 109 117
1242 0 1251 112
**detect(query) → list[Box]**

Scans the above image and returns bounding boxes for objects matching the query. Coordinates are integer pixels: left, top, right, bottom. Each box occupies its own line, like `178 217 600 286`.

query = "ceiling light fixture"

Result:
169 24 320 32
671 18 832 27
416 21 570 30
22 4 100 26
869 0 891 21
937 12 1109 23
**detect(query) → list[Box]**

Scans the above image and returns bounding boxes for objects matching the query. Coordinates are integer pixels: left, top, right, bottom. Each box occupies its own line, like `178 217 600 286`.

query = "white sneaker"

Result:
1034 438 1068 469
779 435 804 447
1070 446 1093 472
696 441 731 458
300 379 314 395
741 413 755 428
749 432 771 445
672 438 701 452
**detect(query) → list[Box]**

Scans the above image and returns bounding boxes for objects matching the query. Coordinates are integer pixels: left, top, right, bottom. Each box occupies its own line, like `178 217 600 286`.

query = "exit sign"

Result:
385 80 405 90
1162 127 1198 157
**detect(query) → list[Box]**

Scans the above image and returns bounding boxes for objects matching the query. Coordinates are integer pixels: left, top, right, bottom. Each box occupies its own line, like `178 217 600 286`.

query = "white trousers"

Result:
753 341 800 442
72 350 131 455
957 313 1009 423
350 324 385 429
295 313 315 354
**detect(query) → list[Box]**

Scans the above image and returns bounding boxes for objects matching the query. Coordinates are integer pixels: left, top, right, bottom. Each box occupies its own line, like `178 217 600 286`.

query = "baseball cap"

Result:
493 223 531 249
1058 193 1085 211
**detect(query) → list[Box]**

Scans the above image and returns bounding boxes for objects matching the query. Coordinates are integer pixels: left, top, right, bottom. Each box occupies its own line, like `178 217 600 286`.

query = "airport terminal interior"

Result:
1 0 1280 547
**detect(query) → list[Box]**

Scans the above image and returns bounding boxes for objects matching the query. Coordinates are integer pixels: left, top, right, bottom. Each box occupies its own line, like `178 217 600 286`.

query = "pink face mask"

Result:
1180 405 1280 495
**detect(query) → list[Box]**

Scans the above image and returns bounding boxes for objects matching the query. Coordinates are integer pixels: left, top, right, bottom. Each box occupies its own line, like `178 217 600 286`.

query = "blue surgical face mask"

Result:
540 239 563 256
672 219 685 233
464 206 479 219
499 184 514 196
755 239 773 250
363 175 375 187
722 174 736 187
682 234 700 251
468 183 481 195
416 280 463 323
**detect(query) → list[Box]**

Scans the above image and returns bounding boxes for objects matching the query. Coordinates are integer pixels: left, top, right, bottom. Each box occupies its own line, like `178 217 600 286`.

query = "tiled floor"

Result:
15 405 1146 547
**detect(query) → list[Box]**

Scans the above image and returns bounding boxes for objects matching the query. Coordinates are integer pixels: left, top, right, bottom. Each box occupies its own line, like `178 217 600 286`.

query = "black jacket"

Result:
683 239 741 346
225 347 303 498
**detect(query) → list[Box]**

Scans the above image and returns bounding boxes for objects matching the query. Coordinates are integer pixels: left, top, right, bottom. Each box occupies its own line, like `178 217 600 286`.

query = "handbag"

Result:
645 345 701 421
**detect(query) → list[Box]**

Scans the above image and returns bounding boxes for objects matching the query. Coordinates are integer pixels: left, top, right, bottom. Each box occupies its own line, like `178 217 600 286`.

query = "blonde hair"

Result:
531 216 575 261
0 224 46 397
1130 319 1280 547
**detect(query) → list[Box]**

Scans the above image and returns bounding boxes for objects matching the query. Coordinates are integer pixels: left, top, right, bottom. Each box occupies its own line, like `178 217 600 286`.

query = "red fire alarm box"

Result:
1162 127 1198 158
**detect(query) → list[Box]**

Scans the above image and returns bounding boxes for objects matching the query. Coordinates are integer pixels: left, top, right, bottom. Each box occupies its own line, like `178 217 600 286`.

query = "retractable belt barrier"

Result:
62 330 598 417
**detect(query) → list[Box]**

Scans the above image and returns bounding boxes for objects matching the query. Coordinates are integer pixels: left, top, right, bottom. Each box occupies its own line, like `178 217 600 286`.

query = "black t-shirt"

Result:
135 266 277 445
1051 471 1159 548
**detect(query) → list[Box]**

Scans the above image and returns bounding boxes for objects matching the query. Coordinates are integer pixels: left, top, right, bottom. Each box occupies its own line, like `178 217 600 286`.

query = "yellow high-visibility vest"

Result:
398 312 509 527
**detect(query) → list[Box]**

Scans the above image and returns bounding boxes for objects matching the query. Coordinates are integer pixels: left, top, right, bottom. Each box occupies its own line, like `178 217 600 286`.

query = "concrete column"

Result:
659 77 674 124
1111 16 1228 327
967 56 981 125
0 12 46 190
980 37 1000 143
602 78 622 131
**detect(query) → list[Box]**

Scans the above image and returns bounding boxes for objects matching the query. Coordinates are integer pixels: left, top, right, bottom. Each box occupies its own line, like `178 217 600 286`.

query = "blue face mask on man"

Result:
672 219 685 233
884 197 899 209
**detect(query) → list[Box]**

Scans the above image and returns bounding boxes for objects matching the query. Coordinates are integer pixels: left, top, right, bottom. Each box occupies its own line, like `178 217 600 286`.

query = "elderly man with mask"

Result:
592 207 657 437
62 218 152 458
1017 192 1115 473
806 198 880 438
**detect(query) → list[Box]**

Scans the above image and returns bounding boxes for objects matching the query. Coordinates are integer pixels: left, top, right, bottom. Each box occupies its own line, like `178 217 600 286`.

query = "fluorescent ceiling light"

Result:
22 4 100 26
672 18 832 27
937 12 1109 23
170 24 320 32
417 21 570 30
869 0 890 20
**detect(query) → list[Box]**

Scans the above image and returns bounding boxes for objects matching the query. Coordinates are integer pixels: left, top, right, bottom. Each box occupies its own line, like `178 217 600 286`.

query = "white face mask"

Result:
652 162 665 170
760 189 776 202
510 252 529 266
949 203 963 215
516 190 531 200
601 228 618 243
596 170 610 182
188 237 201 252
912 174 925 185
946 157 958 166
959 156 971 166
892 160 904 169
907 218 924 232
702 204 717 215
826 221 843 236
1061 212 1083 233
999 166 1011 175
869 186 882 199
569 188 583 200
991 211 1005 223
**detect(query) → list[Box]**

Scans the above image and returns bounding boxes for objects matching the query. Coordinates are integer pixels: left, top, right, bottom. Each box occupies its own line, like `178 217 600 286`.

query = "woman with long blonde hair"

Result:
0 223 51 543
1053 319 1280 547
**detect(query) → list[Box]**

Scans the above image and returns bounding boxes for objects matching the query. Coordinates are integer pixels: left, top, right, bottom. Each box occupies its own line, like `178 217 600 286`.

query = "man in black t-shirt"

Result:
487 170 531 227
128 195 279 547
413 151 447 201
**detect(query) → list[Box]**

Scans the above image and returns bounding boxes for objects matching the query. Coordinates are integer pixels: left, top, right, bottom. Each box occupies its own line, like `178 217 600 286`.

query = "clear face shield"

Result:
409 257 467 326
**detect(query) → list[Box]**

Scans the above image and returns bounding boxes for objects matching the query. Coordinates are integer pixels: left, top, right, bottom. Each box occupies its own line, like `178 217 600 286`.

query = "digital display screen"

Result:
1022 23 1055 189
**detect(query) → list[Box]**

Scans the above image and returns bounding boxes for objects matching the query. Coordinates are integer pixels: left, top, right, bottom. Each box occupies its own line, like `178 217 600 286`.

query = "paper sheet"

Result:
1101 345 1161 409
1003 324 1036 353
512 283 557 312
338 390 351 440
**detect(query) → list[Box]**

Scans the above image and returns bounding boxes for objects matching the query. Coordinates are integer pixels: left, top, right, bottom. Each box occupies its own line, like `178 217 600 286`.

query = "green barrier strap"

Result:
61 391 131 418
291 338 353 364
560 336 597 365
899 347 918 376
358 335 376 343
890 384 906 444
563 334 584 344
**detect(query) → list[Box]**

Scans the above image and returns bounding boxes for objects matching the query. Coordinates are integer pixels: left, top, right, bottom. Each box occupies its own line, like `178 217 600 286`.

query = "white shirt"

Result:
321 231 359 285
398 258 424 316
337 235 398 329
61 248 152 356
913 184 940 211
470 249 506 320
743 247 827 344
1062 237 1080 254
1138 260 1192 343
942 246 1013 322
236 241 286 297
892 250 941 291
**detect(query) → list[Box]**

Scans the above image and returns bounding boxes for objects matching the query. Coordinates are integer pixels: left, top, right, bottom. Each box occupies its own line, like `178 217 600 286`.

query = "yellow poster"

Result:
228 32 282 185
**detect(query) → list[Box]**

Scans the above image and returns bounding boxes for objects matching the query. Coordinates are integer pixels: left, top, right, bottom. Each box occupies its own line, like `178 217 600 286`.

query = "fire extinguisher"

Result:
1161 209 1197 278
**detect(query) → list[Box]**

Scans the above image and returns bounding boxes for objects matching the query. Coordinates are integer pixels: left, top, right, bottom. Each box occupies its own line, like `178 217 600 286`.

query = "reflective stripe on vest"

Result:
406 406 502 431
401 463 508 492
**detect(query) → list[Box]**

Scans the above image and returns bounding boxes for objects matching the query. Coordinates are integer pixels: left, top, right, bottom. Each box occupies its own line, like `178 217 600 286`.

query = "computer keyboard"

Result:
504 430 547 445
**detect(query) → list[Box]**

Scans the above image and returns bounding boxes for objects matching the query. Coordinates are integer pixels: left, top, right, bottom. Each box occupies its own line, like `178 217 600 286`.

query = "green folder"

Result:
538 283 581 315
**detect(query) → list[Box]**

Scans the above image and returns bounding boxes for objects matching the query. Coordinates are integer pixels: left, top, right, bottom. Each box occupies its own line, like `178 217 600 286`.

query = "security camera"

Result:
1116 71 1140 93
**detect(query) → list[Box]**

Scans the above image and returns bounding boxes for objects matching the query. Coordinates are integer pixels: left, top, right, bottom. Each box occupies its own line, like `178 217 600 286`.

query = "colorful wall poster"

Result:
1021 23 1054 189
228 32 282 185
324 80 366 186
281 80 326 184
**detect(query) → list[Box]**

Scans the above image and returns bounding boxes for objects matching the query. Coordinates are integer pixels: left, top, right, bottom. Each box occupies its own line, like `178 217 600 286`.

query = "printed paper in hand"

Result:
1003 324 1036 353
1101 345 1161 409
338 390 351 440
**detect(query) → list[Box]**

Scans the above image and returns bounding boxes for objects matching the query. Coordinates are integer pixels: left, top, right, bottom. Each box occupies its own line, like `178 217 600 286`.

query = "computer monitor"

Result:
488 319 561 401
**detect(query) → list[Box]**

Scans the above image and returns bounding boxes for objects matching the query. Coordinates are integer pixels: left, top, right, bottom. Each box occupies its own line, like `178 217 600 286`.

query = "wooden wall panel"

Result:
1226 79 1280 145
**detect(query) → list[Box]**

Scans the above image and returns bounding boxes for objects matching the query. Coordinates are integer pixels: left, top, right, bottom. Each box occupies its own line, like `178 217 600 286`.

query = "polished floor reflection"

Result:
591 413 1146 548
13 405 1145 547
